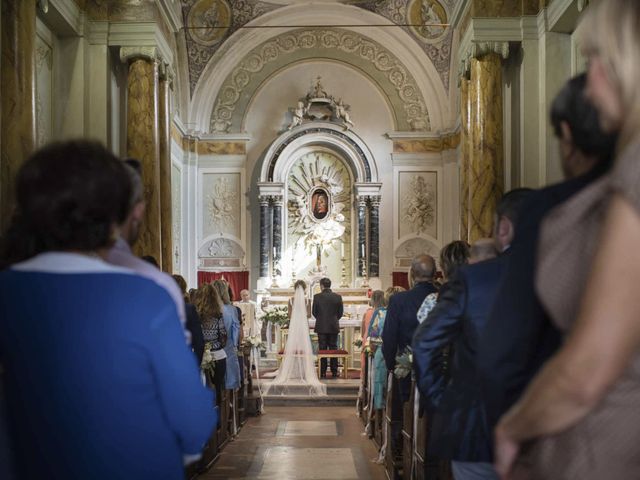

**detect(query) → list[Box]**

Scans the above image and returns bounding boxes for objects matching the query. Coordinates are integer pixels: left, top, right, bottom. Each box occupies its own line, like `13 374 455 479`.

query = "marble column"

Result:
158 64 172 273
469 52 505 242
272 195 283 276
121 47 161 264
368 196 380 277
459 76 471 242
357 197 367 276
259 195 271 277
1 0 36 229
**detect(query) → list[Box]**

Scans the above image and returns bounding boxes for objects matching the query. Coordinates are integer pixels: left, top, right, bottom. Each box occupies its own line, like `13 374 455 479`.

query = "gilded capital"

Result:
459 41 509 80
471 41 510 61
120 46 158 64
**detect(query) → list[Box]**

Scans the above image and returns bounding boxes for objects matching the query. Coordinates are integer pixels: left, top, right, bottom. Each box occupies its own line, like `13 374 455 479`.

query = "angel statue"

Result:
335 99 354 130
287 101 308 130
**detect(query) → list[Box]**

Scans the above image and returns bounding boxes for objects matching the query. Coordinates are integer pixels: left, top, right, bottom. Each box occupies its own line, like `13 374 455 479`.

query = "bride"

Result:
264 282 327 396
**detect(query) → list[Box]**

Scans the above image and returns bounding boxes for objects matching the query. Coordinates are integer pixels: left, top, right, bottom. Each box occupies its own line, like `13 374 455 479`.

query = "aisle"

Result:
199 406 386 480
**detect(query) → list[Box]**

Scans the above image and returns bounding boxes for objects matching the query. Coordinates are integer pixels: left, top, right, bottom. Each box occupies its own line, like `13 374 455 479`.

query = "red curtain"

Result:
392 271 410 290
197 271 249 301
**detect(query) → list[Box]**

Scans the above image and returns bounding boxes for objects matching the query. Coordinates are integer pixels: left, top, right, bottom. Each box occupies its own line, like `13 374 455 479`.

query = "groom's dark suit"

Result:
312 288 344 376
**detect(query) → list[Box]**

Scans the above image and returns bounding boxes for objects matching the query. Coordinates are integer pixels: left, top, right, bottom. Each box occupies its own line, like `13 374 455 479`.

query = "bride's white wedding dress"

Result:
264 286 327 396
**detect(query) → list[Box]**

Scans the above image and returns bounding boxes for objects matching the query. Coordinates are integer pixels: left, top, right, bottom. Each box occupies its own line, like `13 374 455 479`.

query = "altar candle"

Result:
341 242 345 258
361 243 365 258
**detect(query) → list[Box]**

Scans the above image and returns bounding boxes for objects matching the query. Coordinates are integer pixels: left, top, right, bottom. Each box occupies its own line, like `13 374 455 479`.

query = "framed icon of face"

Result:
310 188 330 221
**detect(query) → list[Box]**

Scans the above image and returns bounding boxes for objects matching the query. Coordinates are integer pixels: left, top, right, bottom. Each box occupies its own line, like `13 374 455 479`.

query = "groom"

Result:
312 278 344 378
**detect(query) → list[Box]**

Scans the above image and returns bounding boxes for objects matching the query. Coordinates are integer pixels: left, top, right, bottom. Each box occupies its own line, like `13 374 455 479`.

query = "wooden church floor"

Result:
198 406 386 480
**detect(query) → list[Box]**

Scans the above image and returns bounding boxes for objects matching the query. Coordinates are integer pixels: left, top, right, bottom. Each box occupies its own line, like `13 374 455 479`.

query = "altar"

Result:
263 287 370 370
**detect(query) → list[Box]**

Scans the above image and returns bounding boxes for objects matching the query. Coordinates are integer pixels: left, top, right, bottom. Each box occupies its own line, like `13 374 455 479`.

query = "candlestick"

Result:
340 256 348 287
361 257 369 288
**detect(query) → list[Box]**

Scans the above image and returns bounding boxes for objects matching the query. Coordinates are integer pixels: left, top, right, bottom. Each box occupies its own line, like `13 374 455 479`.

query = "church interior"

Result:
6 0 636 479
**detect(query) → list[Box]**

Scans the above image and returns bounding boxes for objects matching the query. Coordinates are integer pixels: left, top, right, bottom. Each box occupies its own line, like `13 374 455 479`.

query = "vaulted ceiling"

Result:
180 0 457 96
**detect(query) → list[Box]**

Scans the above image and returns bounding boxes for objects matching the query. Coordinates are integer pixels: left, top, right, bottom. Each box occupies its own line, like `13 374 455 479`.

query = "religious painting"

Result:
310 188 330 221
407 0 448 43
187 0 232 47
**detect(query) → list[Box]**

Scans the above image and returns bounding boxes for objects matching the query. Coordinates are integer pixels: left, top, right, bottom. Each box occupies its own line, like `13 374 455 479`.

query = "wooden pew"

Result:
384 374 403 480
402 385 415 478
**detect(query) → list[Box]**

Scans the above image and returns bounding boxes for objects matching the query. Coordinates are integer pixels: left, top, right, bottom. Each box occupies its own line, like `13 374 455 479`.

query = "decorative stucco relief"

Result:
403 175 436 235
348 0 454 91
201 173 241 238
398 171 437 238
198 237 244 258
207 176 238 229
210 28 431 132
181 0 282 94
395 237 440 265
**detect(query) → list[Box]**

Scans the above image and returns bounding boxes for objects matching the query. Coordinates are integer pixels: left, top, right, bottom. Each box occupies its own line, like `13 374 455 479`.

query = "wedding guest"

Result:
106 159 189 342
360 290 384 403
479 73 616 434
367 286 404 461
417 241 470 324
469 238 498 264
173 274 205 365
412 189 531 480
213 279 241 391
382 255 437 457
0 141 215 478
197 283 228 408
495 2 640 478
368 287 404 410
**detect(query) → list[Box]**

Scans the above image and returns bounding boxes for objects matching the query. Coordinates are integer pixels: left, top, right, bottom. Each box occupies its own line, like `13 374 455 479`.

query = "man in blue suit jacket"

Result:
382 254 437 457
383 254 438 400
412 189 531 480
478 74 616 431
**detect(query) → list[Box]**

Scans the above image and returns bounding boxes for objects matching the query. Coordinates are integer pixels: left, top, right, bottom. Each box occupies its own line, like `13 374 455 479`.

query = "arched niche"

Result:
259 122 378 184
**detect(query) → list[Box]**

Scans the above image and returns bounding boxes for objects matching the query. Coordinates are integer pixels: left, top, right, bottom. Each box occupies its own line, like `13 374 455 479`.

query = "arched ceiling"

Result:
180 0 456 95
209 28 430 133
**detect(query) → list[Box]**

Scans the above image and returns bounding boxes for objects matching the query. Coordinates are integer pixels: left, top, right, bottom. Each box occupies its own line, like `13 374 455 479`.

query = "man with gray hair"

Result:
107 159 188 342
382 254 438 457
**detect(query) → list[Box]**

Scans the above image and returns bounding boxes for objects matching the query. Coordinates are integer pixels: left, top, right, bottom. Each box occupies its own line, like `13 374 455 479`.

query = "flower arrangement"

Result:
242 335 267 352
394 346 413 379
260 306 289 328
353 338 363 348
201 342 216 384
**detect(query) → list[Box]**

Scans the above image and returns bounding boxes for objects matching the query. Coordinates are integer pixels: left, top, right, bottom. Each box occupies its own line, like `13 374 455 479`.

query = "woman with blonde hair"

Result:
495 2 640 478
368 286 405 411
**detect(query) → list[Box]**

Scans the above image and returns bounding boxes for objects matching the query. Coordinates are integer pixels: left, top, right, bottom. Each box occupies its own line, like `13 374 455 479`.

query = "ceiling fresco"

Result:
181 0 456 96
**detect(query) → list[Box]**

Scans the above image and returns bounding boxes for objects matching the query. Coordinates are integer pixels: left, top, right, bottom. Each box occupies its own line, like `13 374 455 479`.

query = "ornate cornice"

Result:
210 28 431 133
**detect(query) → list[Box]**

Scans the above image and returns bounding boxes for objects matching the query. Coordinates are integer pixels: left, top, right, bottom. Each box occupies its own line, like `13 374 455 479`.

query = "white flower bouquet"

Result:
394 346 413 379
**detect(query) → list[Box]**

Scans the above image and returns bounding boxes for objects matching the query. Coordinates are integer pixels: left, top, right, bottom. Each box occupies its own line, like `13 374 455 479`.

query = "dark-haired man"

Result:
413 189 532 480
107 160 189 343
478 73 617 433
312 278 344 378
